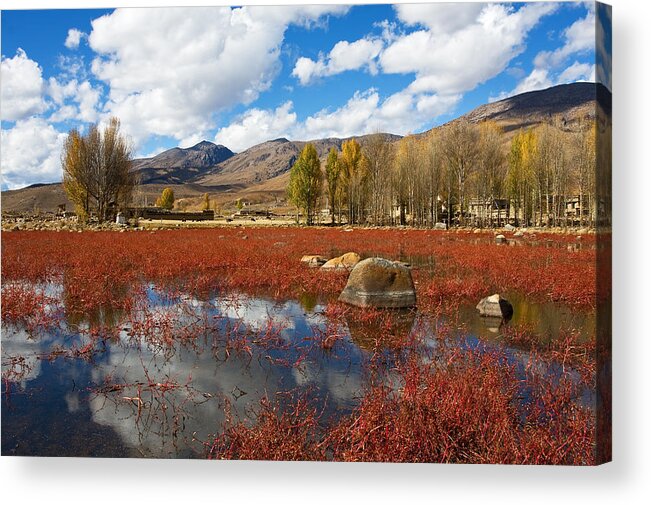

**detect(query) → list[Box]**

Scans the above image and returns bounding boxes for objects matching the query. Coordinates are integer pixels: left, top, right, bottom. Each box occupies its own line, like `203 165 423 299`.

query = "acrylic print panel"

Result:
0 2 611 464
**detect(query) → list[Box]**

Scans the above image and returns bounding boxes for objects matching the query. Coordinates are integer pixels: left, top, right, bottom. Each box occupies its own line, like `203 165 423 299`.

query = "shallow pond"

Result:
1 280 595 458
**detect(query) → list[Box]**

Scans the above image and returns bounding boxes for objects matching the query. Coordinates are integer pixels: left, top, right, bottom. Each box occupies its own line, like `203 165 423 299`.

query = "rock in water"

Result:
300 255 327 267
338 257 416 308
321 252 361 270
495 234 506 244
476 294 514 319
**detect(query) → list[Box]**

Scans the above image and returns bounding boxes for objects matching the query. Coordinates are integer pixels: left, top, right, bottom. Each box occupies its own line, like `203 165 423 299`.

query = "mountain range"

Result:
1 82 610 214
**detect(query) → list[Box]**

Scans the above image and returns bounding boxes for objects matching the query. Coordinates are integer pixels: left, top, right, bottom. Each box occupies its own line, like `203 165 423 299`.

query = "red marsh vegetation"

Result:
1 227 604 463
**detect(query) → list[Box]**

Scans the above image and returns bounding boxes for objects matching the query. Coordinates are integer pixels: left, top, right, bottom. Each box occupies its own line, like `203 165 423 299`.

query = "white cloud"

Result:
511 68 553 96
1 118 67 190
492 61 595 103
557 61 595 83
46 77 102 123
214 102 297 152
534 10 595 69
64 28 85 49
495 6 599 101
214 88 460 151
0 48 47 121
292 37 384 85
381 2 557 95
394 3 485 35
87 6 347 147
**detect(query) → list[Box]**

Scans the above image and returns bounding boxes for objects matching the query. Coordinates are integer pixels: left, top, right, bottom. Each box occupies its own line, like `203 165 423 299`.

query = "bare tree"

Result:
62 117 135 222
442 120 480 226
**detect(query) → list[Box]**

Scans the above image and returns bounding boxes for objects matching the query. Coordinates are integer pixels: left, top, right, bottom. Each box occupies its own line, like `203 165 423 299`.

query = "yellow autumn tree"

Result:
507 129 537 226
62 117 135 222
156 187 175 210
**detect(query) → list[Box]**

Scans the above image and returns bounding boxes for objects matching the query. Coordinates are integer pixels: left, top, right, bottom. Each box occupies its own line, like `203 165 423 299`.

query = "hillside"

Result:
194 134 402 187
1 82 610 214
458 82 610 132
132 140 234 184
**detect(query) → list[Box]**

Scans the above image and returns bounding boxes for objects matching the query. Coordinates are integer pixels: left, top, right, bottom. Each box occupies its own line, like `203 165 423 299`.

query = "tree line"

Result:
287 117 601 228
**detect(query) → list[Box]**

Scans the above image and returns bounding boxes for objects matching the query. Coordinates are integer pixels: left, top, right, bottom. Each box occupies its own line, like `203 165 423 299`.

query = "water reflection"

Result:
2 280 595 458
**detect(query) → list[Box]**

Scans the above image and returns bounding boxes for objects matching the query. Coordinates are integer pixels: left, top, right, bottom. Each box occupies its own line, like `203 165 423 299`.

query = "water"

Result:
1 282 594 458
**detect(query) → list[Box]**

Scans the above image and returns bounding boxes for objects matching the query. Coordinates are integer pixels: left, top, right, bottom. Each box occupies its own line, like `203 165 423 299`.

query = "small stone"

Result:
476 294 513 319
434 222 447 230
504 224 515 232
495 234 506 244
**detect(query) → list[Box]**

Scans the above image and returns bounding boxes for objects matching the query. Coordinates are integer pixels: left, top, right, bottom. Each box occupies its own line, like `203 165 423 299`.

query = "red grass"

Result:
1 227 604 464
1 228 600 316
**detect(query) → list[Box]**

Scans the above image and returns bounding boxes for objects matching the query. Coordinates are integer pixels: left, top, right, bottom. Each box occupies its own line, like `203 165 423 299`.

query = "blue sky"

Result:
1 2 607 190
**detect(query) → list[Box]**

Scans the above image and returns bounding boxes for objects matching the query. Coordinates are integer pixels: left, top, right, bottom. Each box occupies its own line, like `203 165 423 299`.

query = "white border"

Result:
1 1 650 503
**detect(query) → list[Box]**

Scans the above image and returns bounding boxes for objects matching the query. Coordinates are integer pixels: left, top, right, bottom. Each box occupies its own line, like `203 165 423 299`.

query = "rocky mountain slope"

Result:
195 134 401 187
132 140 234 184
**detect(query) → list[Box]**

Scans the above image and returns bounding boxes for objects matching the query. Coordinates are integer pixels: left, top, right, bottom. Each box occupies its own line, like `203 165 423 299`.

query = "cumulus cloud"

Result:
215 102 297 152
214 88 460 151
381 2 557 95
301 89 459 139
87 5 347 147
47 77 102 123
64 28 85 49
495 6 599 101
0 48 48 121
557 61 595 83
534 9 595 69
292 37 384 85
394 3 485 34
1 118 67 189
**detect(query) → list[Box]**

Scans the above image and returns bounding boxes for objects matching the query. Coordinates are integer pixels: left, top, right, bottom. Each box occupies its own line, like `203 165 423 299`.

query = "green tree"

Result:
62 117 135 222
156 187 175 210
287 143 323 225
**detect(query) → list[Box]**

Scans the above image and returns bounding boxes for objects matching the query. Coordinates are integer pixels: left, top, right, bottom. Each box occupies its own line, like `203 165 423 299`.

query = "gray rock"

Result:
504 224 515 232
476 294 514 319
495 234 506 244
338 257 416 308
513 231 524 238
434 222 447 230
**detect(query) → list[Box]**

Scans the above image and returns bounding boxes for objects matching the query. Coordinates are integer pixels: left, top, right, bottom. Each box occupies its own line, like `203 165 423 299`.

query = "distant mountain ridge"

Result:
458 82 610 131
194 134 402 187
132 140 234 184
1 82 611 214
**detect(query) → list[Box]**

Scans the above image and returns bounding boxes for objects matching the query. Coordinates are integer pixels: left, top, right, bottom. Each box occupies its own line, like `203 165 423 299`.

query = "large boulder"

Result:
300 255 327 268
504 224 515 232
476 294 514 319
321 252 361 270
338 257 416 308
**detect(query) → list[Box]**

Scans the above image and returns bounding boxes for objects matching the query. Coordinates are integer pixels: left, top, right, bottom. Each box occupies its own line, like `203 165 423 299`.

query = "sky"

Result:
0 1 610 190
